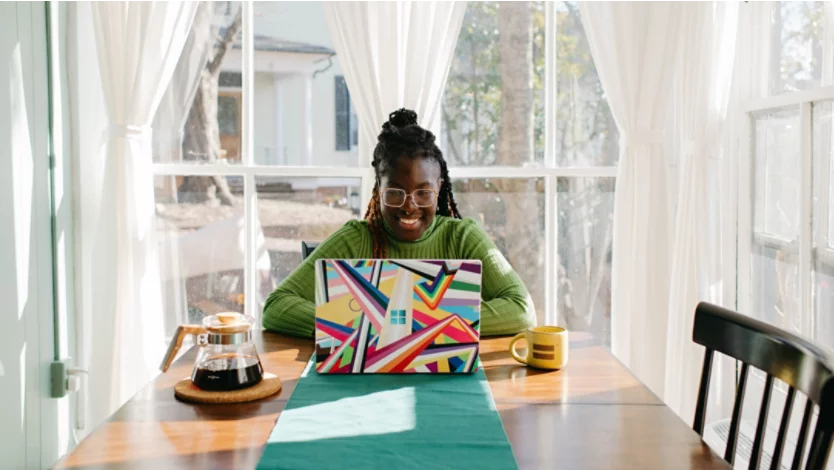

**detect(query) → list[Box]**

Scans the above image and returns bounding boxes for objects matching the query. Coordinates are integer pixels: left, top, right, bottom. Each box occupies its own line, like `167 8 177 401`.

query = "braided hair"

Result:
364 108 462 258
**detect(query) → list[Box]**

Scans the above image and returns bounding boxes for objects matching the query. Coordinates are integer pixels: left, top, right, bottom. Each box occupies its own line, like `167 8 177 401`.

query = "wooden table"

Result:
55 332 729 469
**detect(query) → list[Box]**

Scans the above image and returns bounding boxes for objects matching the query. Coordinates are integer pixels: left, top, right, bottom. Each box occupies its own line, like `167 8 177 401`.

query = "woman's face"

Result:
379 156 441 242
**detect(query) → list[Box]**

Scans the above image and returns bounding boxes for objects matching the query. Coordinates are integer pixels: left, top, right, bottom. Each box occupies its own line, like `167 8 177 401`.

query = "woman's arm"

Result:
456 218 537 336
262 220 369 338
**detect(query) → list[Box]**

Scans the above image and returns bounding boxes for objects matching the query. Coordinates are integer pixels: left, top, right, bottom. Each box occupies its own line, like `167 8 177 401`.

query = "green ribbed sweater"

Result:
262 216 537 338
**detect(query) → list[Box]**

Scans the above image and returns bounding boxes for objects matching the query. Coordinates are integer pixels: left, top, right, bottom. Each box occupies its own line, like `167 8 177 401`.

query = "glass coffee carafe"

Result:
160 312 264 391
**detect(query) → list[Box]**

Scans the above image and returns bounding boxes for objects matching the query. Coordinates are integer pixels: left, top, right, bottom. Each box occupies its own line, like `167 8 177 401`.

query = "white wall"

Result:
0 2 74 468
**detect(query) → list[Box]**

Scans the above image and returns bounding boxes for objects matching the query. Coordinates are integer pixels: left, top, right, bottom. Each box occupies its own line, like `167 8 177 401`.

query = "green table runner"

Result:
257 360 518 469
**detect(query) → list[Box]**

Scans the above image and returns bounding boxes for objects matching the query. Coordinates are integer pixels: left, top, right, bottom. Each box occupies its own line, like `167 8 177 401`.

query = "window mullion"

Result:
545 174 557 325
815 105 831 251
737 113 753 314
799 102 813 337
742 86 834 113
242 1 257 319
360 168 375 219
544 1 557 168
244 174 258 320
242 1 254 167
446 167 618 178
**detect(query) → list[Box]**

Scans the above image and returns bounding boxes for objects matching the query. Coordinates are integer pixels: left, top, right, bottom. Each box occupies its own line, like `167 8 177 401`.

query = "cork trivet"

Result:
174 373 282 404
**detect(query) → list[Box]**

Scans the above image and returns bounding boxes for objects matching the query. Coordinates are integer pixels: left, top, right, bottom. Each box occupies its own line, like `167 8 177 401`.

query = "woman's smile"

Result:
380 156 441 242
395 215 423 230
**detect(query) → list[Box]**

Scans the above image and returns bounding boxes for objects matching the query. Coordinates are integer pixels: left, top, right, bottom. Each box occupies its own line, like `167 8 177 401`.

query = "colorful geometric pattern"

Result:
314 259 483 374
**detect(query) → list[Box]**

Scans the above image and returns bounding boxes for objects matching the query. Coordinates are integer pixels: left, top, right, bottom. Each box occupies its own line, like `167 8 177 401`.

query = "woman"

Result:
262 108 536 337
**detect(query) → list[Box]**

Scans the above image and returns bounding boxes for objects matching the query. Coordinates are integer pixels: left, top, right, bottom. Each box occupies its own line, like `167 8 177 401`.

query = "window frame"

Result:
738 85 834 337
736 85 834 441
151 1 619 329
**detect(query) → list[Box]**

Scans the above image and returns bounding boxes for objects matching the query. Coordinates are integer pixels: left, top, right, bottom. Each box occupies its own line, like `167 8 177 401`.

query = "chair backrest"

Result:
301 241 319 261
692 302 834 470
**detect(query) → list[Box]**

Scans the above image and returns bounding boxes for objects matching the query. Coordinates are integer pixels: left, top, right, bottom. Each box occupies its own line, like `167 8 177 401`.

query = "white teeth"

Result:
400 218 419 225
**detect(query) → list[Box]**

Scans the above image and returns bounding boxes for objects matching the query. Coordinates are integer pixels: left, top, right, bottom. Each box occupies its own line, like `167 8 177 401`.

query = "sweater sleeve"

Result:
262 220 369 338
456 218 537 336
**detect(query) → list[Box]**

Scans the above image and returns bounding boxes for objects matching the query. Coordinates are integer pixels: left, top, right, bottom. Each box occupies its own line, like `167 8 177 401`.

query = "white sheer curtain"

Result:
579 2 685 397
152 2 214 164
152 2 214 328
322 1 467 160
664 2 739 422
82 1 197 429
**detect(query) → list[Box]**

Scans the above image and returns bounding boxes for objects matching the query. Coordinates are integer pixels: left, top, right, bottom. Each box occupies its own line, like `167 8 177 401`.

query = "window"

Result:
255 176 361 307
153 2 365 337
442 1 616 340
335 75 358 151
219 71 243 88
151 1 616 346
750 107 802 333
453 178 547 317
442 2 545 166
813 101 834 348
768 1 827 95
251 1 354 166
156 175 247 326
152 1 243 165
740 1 834 346
218 92 242 161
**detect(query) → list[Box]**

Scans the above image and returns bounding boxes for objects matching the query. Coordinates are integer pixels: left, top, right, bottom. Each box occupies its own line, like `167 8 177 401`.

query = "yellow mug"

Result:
509 326 568 370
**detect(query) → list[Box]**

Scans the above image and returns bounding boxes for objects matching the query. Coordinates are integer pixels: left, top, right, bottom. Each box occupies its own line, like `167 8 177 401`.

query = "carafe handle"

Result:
160 325 207 372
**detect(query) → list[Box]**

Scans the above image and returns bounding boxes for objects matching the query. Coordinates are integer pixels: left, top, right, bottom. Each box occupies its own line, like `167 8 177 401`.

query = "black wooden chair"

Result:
301 241 319 261
692 302 834 469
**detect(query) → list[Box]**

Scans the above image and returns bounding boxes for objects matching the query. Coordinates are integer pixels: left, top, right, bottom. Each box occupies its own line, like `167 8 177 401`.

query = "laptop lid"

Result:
314 259 482 374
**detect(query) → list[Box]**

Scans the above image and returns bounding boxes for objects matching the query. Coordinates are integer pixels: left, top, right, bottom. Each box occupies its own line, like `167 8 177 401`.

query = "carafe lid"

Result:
202 312 253 335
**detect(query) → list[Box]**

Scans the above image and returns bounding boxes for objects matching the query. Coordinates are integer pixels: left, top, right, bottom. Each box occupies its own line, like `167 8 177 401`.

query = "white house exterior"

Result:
223 2 360 190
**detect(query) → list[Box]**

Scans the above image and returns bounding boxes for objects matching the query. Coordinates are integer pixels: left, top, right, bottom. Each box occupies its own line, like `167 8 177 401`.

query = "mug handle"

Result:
509 333 527 364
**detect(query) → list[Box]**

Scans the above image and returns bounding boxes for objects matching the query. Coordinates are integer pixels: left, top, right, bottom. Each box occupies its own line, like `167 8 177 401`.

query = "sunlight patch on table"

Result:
268 387 416 443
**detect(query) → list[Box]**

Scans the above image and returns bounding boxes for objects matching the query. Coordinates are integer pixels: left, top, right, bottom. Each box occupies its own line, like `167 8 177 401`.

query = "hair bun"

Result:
388 108 418 128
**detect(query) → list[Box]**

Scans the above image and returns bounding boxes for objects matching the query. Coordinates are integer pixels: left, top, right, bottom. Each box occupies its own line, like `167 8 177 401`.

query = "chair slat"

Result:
805 422 833 470
727 362 750 465
791 399 815 470
750 374 774 469
770 386 796 470
693 348 714 436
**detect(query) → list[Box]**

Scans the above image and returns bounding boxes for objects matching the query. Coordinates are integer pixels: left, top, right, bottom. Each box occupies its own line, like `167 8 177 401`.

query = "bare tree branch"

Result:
207 8 243 76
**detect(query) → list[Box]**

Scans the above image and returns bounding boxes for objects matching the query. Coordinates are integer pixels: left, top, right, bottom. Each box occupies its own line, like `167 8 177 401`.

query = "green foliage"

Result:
777 1 826 92
443 1 503 165
442 1 615 167
554 2 615 167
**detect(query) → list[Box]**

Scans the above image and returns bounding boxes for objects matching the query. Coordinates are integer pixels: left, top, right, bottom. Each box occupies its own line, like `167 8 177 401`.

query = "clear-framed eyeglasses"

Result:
381 188 437 208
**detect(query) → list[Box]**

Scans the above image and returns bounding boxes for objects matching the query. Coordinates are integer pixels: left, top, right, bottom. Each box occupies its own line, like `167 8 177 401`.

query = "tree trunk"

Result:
497 2 533 167
179 6 242 206
495 2 542 319
180 71 236 206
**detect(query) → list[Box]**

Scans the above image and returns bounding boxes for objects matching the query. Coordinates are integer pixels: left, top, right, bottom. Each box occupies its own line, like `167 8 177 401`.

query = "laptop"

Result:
314 259 482 374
